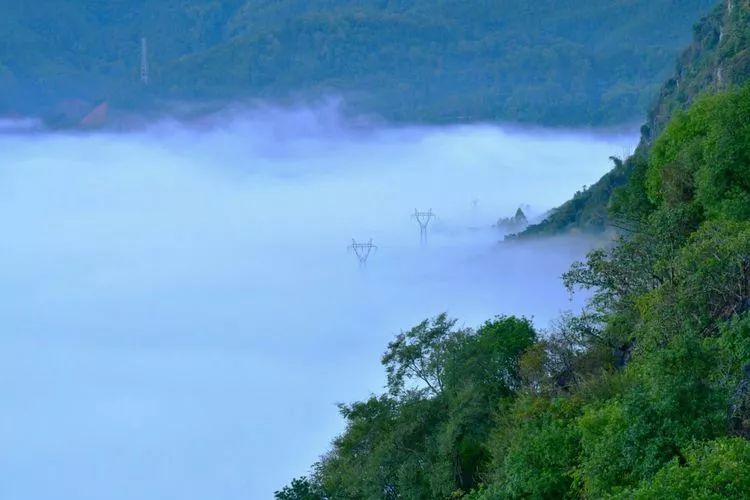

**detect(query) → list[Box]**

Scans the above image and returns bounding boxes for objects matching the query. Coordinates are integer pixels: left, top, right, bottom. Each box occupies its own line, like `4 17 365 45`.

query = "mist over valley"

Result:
0 106 634 498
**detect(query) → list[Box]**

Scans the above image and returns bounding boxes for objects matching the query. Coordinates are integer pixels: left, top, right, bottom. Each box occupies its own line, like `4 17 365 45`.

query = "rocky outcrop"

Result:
496 207 529 233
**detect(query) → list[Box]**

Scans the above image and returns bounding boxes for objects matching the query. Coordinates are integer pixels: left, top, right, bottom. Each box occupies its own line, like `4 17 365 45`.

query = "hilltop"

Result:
0 0 715 126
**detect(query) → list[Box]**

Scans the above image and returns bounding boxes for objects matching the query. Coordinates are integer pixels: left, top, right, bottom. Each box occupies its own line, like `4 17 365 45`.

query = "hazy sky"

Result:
0 107 634 499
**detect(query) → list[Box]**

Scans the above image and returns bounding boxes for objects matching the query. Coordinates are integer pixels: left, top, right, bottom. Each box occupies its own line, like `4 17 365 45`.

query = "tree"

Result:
618 438 750 499
491 396 582 499
382 314 467 397
274 477 326 500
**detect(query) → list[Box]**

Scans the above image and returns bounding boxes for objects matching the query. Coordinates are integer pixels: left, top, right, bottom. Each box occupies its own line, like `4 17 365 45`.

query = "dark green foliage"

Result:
444 317 536 397
511 155 636 238
274 477 326 500
318 394 441 499
673 220 750 333
617 438 750 499
0 0 246 113
308 316 536 498
0 0 712 125
491 397 582 499
518 0 750 237
643 0 750 144
577 336 729 496
382 314 464 397
721 313 750 373
610 154 656 223
647 84 750 221
724 314 750 440
284 81 750 498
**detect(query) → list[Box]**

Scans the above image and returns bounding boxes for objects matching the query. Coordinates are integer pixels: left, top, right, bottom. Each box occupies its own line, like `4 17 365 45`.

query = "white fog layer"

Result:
0 108 634 499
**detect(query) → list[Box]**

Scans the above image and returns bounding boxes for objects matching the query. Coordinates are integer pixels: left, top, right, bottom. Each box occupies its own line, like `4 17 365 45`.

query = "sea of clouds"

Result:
0 106 634 499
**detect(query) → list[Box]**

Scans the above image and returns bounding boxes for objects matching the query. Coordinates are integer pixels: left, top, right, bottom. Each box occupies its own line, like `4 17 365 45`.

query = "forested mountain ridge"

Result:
0 0 714 126
160 0 714 125
0 1 246 114
518 0 750 237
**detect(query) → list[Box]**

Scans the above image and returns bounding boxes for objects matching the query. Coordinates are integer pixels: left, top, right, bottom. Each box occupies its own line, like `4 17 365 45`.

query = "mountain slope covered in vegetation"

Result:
0 0 714 126
277 68 750 500
519 0 750 237
277 2 750 498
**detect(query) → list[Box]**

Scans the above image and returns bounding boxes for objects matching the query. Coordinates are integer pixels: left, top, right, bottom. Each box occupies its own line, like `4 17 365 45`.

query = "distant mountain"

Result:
0 0 716 126
517 0 750 237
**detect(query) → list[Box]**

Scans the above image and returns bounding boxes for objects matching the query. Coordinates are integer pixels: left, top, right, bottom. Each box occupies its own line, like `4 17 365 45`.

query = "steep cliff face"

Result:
517 0 750 238
643 0 750 144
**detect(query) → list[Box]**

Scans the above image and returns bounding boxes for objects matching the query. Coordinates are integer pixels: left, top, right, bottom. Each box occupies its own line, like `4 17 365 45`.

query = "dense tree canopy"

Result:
0 0 713 126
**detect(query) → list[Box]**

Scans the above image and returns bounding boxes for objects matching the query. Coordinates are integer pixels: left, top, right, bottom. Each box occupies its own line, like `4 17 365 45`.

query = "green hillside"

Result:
0 0 715 125
277 28 750 500
518 0 750 237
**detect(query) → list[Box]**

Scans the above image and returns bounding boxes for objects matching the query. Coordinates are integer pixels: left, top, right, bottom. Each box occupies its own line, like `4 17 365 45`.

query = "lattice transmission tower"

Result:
412 208 436 245
348 239 378 268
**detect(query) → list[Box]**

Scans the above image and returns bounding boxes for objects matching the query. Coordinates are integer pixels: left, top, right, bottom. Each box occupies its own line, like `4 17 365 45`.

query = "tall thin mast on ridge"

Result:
140 37 149 85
